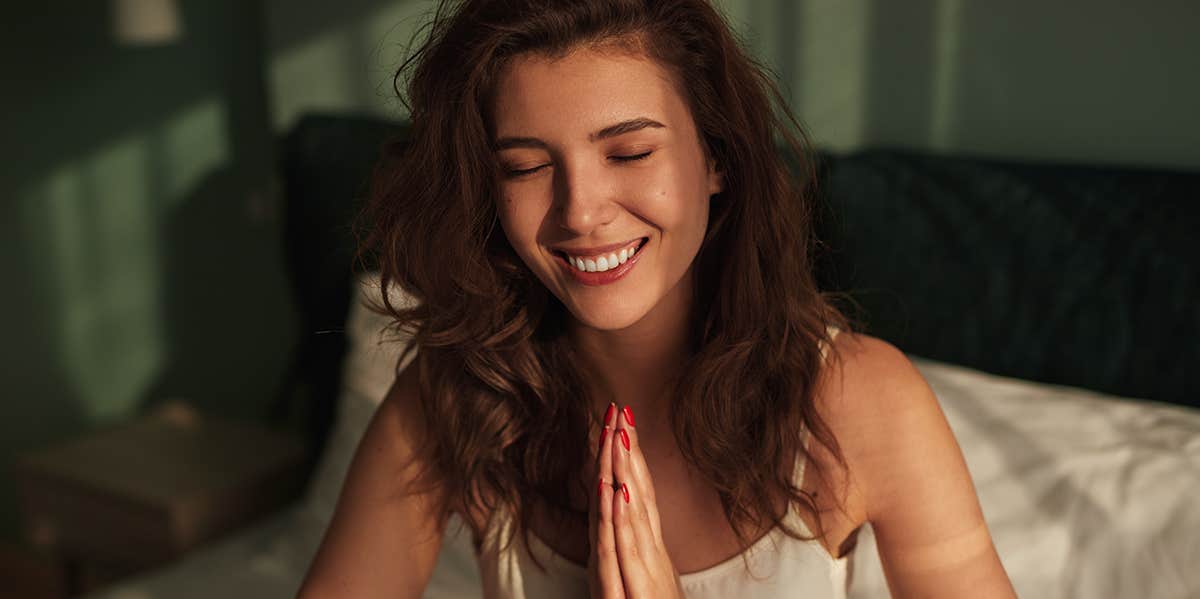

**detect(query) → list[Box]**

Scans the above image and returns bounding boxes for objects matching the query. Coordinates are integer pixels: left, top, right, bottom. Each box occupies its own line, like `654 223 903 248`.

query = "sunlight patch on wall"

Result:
711 0 752 32
930 0 963 151
358 0 439 122
161 97 229 202
796 0 871 152
270 26 360 132
268 0 442 130
35 132 166 424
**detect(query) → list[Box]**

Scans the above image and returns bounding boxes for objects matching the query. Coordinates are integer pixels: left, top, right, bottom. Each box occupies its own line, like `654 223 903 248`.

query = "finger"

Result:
591 403 624 598
612 409 654 593
613 476 649 594
589 402 615 534
611 409 642 550
617 406 664 546
588 474 603 599
583 403 610 513
596 476 627 598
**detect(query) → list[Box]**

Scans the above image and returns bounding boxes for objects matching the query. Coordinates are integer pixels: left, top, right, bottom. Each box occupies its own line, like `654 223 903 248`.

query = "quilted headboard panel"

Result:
812 149 1199 408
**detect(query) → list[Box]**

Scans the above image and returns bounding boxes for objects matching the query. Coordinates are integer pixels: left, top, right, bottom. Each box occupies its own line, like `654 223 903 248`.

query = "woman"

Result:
299 0 1017 597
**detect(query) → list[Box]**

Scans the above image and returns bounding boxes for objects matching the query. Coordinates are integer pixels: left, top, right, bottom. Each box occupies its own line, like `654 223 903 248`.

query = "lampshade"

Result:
112 0 183 45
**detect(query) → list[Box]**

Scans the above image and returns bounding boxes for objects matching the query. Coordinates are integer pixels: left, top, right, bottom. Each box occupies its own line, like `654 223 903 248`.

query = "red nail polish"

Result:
622 405 636 427
604 403 615 426
621 483 630 504
598 427 608 450
619 429 630 451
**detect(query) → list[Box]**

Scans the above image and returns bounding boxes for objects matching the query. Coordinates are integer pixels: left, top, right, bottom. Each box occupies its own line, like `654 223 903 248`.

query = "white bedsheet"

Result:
849 358 1200 599
86 355 1200 599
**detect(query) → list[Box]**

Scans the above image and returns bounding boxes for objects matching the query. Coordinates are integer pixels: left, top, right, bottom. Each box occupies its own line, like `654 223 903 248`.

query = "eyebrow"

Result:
493 117 666 151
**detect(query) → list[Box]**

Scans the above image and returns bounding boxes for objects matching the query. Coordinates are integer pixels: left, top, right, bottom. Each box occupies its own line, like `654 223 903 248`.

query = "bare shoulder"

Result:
806 332 933 515
296 360 449 599
818 332 1016 597
376 360 433 465
345 360 434 489
815 332 932 440
821 330 927 406
816 331 954 510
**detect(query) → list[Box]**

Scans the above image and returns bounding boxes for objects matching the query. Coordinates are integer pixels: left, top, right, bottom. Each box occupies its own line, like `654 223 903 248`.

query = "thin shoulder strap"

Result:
820 324 842 363
795 324 842 494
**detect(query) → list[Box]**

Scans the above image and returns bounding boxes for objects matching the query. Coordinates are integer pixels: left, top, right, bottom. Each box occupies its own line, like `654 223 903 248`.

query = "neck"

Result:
568 267 694 436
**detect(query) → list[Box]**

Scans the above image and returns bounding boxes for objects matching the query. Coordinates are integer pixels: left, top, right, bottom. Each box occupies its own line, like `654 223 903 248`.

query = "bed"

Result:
86 114 1200 599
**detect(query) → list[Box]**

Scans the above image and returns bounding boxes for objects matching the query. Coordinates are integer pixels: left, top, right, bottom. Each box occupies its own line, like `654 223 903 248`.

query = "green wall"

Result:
2 0 1197 544
263 0 1200 168
0 1 292 542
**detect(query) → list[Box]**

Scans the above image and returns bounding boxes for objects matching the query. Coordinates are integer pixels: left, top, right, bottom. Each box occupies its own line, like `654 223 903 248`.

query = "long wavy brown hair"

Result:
356 0 856 577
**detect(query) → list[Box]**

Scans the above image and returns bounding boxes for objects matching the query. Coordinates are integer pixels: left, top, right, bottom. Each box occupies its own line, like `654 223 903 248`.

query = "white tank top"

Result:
475 327 851 598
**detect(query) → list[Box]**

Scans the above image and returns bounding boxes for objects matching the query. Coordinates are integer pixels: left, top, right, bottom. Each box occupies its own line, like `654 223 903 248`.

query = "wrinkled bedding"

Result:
849 357 1200 599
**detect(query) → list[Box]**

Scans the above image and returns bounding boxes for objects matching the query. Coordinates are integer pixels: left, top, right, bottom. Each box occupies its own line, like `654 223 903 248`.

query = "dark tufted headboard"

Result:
812 151 1198 408
274 113 1199 461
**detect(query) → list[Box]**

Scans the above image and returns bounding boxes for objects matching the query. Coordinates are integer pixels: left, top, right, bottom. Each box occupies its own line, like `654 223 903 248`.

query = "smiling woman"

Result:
296 1 1017 598
490 49 721 332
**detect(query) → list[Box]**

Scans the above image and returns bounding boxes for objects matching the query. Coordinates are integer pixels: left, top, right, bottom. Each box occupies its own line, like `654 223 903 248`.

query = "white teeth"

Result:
564 239 644 273
589 252 622 272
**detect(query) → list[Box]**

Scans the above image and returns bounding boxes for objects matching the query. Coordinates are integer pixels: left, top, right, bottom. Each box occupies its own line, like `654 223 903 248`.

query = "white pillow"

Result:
300 271 481 598
300 272 415 522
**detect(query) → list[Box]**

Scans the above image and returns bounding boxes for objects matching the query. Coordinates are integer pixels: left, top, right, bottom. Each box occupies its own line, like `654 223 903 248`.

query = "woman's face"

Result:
490 48 723 331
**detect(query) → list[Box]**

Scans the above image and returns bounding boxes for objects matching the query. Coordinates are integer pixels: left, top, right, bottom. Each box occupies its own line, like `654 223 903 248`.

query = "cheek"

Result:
643 181 709 240
496 194 547 260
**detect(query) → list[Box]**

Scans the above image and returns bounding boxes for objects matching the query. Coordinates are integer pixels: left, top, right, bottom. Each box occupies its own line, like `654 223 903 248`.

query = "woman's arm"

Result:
297 363 447 599
833 335 1017 598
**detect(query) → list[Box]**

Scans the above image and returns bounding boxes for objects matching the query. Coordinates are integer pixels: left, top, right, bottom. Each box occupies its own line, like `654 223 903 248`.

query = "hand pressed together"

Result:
587 403 685 599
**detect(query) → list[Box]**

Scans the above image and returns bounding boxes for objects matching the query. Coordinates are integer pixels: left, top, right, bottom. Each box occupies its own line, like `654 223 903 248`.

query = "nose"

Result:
555 157 619 235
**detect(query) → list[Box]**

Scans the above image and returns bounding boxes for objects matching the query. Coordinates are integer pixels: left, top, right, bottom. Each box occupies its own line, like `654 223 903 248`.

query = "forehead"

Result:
491 49 690 140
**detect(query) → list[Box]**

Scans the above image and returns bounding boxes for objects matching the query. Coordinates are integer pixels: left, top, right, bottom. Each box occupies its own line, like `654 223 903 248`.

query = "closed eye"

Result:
505 165 546 177
612 151 653 163
503 151 654 178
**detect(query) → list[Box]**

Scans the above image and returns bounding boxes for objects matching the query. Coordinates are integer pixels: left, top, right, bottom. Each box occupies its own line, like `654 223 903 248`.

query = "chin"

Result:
561 297 652 331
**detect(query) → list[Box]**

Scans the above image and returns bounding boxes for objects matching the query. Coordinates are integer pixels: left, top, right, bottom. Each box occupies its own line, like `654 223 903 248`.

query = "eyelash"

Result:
504 152 653 178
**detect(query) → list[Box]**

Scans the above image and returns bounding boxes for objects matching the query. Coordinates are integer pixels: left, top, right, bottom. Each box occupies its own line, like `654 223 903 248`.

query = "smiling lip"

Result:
553 238 647 286
550 237 646 256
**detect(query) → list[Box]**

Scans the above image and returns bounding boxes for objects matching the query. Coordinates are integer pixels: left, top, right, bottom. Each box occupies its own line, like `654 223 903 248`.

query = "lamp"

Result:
112 0 183 45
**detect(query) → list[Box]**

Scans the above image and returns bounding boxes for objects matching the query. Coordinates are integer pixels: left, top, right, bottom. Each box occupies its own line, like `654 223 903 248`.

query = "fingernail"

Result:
621 483 630 504
622 405 636 427
619 428 630 451
598 427 608 450
604 403 616 426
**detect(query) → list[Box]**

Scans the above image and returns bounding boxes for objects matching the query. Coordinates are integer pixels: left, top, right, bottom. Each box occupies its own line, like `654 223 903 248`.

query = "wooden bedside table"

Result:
13 403 307 597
